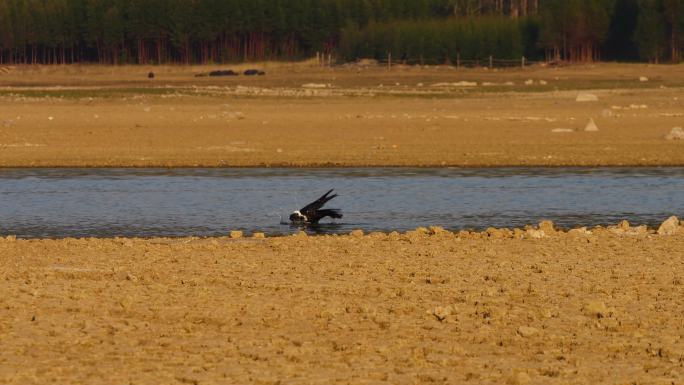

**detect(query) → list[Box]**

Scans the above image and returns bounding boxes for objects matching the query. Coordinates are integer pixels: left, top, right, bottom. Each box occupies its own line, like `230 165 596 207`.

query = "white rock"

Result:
657 216 680 235
665 127 684 141
524 79 534 85
584 118 599 132
525 229 545 239
583 301 612 318
431 81 477 87
576 93 598 102
432 306 454 321
639 76 649 82
551 128 574 133
539 80 548 85
301 83 329 89
568 227 592 236
455 81 478 87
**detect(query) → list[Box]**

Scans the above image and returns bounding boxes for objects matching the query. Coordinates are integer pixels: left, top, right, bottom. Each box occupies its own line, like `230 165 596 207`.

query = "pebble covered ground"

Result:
1 219 683 384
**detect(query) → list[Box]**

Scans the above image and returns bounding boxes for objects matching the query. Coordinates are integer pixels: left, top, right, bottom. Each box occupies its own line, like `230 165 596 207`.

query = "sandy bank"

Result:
1 63 683 167
1 219 683 384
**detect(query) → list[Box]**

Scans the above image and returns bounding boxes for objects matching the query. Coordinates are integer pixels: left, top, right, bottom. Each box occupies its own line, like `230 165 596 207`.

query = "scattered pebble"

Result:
350 229 364 237
230 230 243 239
665 127 684 141
302 83 329 89
551 128 573 133
538 220 556 234
639 76 649 82
584 118 599 132
583 300 612 318
657 216 680 235
576 93 598 102
431 81 477 87
431 305 453 321
568 227 592 236
428 226 449 235
506 371 531 385
525 229 545 239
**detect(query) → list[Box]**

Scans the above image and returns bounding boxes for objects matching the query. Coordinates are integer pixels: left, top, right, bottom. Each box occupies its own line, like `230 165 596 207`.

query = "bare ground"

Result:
1 223 683 385
0 62 683 167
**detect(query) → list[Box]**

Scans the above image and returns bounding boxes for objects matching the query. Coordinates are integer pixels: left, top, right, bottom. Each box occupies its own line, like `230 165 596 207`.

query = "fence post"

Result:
456 53 460 68
489 55 493 69
522 56 526 68
328 53 332 67
388 52 391 70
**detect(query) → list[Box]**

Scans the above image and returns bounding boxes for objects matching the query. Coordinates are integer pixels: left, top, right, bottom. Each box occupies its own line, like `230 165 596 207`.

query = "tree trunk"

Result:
672 28 678 62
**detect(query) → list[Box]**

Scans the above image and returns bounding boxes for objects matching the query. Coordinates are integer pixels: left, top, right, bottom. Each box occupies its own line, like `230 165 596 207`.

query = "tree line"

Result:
0 0 682 65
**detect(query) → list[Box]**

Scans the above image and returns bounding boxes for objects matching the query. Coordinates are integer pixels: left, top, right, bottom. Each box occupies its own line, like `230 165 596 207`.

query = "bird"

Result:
289 189 343 225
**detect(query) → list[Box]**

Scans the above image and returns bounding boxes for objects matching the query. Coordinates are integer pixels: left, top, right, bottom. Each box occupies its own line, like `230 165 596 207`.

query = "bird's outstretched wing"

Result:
300 189 337 217
310 209 343 224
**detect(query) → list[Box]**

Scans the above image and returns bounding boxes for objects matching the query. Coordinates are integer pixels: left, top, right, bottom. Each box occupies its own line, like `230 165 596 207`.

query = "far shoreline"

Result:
1 63 683 168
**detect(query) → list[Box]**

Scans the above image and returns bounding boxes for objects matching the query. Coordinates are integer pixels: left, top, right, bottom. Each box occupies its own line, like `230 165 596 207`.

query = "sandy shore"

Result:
1 63 683 167
1 221 683 384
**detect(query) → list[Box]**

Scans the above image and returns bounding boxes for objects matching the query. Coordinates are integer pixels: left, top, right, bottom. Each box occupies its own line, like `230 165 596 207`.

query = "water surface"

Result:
1 168 683 238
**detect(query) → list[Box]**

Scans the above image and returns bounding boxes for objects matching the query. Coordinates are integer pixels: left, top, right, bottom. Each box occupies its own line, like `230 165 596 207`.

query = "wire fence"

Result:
379 55 544 68
316 52 548 68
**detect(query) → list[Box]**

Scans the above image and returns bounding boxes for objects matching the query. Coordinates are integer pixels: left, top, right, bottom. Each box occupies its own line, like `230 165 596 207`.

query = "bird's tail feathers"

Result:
317 189 338 204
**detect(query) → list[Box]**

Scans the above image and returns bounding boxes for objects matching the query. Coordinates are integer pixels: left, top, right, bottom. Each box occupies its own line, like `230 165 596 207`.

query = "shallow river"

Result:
1 168 683 238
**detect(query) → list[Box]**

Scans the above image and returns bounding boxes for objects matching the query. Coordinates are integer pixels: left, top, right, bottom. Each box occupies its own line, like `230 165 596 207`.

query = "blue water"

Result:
0 168 683 238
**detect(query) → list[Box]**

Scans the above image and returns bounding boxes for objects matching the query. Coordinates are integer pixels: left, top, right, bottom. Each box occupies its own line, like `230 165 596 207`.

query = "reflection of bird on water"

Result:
289 189 343 225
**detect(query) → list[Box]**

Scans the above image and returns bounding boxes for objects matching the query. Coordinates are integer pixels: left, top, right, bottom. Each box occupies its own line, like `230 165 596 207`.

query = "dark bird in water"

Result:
290 189 343 225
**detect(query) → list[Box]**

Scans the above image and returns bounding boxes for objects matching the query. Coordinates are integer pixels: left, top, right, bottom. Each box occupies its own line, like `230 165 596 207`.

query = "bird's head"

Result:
289 210 308 223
